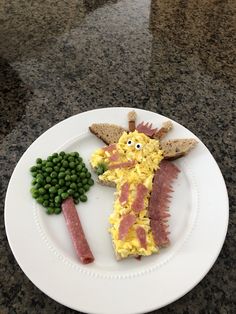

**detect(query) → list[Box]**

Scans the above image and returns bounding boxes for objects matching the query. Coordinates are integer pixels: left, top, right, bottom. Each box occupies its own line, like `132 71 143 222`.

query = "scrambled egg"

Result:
90 131 164 258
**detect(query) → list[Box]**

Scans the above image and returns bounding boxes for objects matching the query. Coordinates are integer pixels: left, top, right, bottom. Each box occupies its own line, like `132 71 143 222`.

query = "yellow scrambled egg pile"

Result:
90 131 164 258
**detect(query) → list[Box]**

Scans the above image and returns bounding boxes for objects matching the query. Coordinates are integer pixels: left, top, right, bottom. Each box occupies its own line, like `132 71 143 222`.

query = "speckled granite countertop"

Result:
0 0 235 313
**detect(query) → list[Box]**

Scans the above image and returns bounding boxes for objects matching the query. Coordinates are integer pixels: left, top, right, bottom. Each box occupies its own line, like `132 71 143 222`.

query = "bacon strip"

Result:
62 197 94 264
109 160 135 169
136 226 147 249
148 161 180 247
119 182 130 205
131 183 149 212
118 213 136 240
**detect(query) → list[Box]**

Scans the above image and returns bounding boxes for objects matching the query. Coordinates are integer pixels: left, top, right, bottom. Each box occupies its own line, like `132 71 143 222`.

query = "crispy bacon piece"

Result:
148 161 180 247
136 226 147 249
119 182 130 205
118 213 136 240
136 122 157 137
131 183 149 212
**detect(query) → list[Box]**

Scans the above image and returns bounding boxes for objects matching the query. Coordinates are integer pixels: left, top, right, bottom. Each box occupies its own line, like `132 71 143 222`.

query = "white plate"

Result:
5 107 228 314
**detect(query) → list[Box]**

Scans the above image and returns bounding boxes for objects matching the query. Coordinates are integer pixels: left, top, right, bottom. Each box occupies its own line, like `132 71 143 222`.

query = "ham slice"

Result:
148 161 180 247
136 226 147 249
62 197 94 264
109 150 120 162
109 160 135 170
119 182 130 205
118 213 136 240
131 183 149 212
103 143 116 152
136 122 157 137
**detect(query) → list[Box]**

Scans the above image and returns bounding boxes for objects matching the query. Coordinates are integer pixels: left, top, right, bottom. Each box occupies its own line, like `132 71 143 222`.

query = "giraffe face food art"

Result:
90 130 164 259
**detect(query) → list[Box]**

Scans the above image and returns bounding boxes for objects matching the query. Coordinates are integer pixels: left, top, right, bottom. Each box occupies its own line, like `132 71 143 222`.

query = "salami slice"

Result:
118 213 136 240
136 226 147 249
149 160 180 247
131 183 149 212
119 182 130 205
62 197 94 264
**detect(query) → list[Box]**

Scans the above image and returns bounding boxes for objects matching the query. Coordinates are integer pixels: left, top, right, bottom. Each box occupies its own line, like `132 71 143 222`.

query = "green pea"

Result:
47 156 53 162
67 189 74 196
78 157 82 163
36 163 42 169
52 153 58 158
51 178 57 185
65 169 70 175
80 194 87 202
62 160 68 167
88 179 94 186
60 167 66 172
57 155 62 161
43 194 49 200
50 171 57 178
77 182 82 188
71 170 76 175
76 164 82 171
36 177 44 185
36 197 44 204
46 176 52 183
32 191 38 199
61 192 69 200
68 156 74 162
55 195 61 204
32 172 37 178
59 151 65 157
70 152 76 157
43 200 49 207
78 188 85 195
80 172 86 179
57 188 64 195
71 174 77 182
38 187 46 195
36 158 42 164
34 183 41 189
74 192 79 198
32 179 37 185
46 161 53 167
65 175 71 181
54 207 62 215
74 198 80 204
46 167 53 173
46 207 54 215
65 181 70 187
59 179 65 186
52 158 58 164
86 172 92 178
58 172 65 178
82 178 88 185
42 160 47 166
49 202 55 208
84 184 90 192
30 166 37 172
54 166 60 172
49 186 57 194
70 182 77 190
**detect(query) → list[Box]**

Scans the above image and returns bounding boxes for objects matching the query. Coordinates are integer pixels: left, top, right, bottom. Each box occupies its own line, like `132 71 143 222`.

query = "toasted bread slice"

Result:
161 139 198 160
89 123 126 145
128 110 137 132
153 121 173 140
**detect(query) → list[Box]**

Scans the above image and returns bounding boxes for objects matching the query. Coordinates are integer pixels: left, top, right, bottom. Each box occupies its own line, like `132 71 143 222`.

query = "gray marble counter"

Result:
0 0 235 313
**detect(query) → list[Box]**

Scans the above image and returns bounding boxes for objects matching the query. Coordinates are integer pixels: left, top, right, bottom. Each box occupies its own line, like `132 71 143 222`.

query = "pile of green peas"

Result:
30 152 94 214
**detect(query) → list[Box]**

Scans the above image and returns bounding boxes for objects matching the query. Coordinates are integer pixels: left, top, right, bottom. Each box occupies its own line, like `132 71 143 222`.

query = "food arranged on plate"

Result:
30 152 95 264
90 111 197 260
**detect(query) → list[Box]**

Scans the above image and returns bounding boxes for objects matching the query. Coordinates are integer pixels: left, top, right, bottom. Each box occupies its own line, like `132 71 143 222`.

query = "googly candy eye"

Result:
127 140 134 146
135 143 142 150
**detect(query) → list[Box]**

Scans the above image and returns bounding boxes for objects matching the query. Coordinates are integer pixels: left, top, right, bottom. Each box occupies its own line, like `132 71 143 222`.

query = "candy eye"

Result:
135 143 142 150
127 140 134 146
